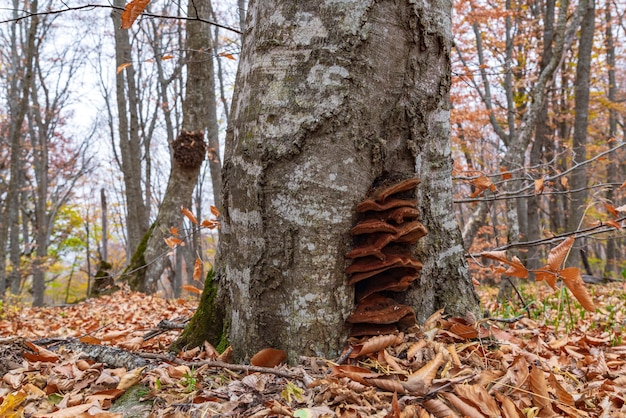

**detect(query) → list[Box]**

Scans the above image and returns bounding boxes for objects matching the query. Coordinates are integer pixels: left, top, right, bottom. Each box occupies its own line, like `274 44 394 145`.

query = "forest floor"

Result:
0 281 625 417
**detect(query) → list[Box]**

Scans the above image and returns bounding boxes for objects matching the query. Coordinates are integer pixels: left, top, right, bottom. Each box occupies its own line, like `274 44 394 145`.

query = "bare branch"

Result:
0 3 242 35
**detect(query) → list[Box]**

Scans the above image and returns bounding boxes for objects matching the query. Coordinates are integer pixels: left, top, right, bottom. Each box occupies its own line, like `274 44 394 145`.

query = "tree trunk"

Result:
603 1 619 278
0 0 39 299
527 0 556 273
140 0 217 293
175 0 479 362
111 0 149 260
566 0 595 268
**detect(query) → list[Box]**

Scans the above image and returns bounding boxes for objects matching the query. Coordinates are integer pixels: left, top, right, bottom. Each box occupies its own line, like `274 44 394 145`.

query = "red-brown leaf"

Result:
181 284 202 295
192 258 203 282
120 0 151 29
181 206 198 225
560 267 595 311
546 236 574 272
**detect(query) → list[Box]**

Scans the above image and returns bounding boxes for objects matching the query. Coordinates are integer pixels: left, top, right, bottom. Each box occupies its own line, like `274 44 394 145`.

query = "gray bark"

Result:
566 0 595 268
0 0 38 298
111 0 150 259
142 0 217 292
203 0 478 362
603 2 619 278
527 0 556 273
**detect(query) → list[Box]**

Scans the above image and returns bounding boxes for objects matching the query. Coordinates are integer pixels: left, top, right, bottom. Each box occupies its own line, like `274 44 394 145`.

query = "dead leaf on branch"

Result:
480 251 528 279
192 258 203 282
181 206 198 225
181 284 202 295
219 51 236 60
604 203 619 218
545 236 574 271
469 175 498 197
559 267 595 311
535 178 545 195
120 0 151 29
116 62 132 74
164 236 184 249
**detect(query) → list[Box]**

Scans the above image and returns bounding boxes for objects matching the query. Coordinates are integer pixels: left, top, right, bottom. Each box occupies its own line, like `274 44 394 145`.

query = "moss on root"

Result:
169 268 228 353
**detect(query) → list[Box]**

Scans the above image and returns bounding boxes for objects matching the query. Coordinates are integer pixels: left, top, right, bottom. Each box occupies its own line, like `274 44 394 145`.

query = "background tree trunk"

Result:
111 0 150 260
175 0 479 362
566 0 595 268
140 0 218 293
603 1 619 278
0 0 38 298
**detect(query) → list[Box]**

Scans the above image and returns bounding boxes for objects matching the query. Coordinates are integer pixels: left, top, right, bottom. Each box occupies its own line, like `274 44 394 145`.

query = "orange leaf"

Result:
561 176 569 189
481 252 528 278
605 220 622 229
182 284 202 294
116 62 132 74
23 342 59 363
605 203 619 218
193 258 202 282
615 204 626 212
161 54 174 60
472 175 497 192
181 206 198 225
535 270 557 289
505 256 529 279
500 166 512 180
560 267 595 311
250 348 287 367
164 236 184 249
620 180 626 189
201 219 219 229
170 226 179 236
210 205 220 218
120 0 151 29
546 236 574 272
534 178 545 195
219 52 236 60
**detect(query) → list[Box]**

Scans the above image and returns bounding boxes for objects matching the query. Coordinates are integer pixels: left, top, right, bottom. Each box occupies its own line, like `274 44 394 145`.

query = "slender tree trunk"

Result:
238 0 246 30
140 0 218 293
567 0 595 268
603 1 619 278
175 0 480 362
0 0 39 299
111 0 149 260
527 0 556 273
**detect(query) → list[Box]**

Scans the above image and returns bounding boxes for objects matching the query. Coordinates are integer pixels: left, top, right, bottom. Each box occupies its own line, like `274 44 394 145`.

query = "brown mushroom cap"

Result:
356 198 417 213
347 294 416 326
363 206 421 224
345 247 423 275
355 268 420 300
371 178 421 202
345 221 428 259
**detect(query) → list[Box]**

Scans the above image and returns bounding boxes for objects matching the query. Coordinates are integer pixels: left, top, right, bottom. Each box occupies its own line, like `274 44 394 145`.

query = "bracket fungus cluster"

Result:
346 178 428 336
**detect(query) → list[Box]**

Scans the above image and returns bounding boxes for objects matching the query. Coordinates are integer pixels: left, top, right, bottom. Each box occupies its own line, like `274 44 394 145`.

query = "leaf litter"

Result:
0 283 625 417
